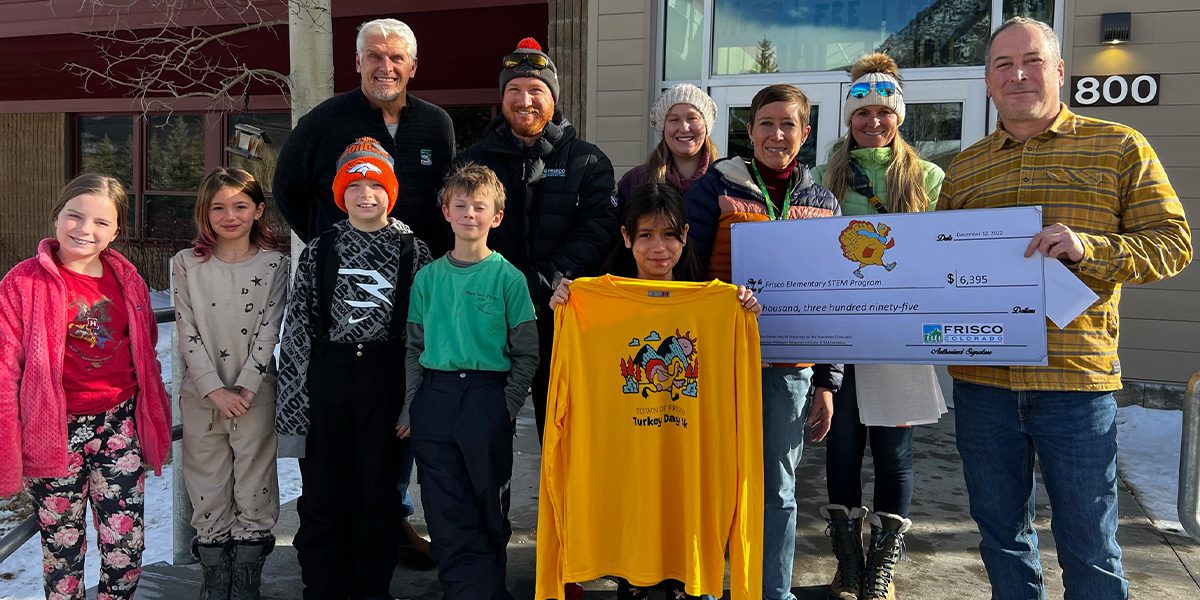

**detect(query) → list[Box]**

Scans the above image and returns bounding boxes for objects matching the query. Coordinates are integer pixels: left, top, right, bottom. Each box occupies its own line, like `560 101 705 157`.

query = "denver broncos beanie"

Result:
331 136 400 214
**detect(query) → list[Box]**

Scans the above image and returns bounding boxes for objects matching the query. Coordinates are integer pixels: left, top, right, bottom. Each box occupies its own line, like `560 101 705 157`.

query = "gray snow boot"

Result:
192 538 233 600
863 512 912 600
821 504 867 600
229 536 274 600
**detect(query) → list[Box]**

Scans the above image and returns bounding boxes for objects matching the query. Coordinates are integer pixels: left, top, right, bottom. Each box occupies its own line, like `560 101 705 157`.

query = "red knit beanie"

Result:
331 136 400 213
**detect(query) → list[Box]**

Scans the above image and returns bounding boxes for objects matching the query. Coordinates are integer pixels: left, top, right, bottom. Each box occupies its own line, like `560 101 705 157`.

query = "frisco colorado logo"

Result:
922 323 1005 344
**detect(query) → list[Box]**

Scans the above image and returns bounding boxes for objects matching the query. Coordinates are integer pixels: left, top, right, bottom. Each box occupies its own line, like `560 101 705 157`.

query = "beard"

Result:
368 85 402 103
504 104 554 138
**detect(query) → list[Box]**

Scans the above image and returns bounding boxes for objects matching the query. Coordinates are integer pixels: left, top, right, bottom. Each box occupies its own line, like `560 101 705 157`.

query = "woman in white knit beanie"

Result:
616 83 719 202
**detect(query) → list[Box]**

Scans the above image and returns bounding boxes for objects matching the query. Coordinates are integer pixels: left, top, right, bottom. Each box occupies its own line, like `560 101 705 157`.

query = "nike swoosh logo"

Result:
348 316 369 324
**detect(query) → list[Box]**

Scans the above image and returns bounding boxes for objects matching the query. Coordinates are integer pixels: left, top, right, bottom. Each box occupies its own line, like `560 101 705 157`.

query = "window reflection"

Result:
1004 0 1053 25
78 116 135 232
665 0 705 80
148 115 205 192
712 0 991 74
899 102 963 171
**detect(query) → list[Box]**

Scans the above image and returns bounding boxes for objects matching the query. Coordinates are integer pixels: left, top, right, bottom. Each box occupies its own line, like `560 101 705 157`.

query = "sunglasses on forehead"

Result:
502 52 550 70
848 81 900 99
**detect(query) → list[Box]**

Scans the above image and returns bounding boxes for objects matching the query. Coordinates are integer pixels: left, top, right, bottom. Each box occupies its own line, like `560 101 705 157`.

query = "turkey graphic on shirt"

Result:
619 328 699 400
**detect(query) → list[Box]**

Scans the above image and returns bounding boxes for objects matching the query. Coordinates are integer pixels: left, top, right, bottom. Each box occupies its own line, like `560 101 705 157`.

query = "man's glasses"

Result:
502 53 550 70
848 81 900 99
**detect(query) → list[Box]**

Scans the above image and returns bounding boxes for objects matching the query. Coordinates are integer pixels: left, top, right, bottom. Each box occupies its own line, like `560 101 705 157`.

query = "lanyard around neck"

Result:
750 160 794 221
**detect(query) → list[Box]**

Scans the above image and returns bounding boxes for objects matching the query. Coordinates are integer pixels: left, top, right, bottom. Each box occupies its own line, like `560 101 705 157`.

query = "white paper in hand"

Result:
1043 257 1099 329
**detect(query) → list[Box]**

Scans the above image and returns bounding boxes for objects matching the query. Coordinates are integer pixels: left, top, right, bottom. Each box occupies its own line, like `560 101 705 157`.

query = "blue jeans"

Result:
825 366 914 516
762 366 813 600
953 381 1127 600
398 439 416 519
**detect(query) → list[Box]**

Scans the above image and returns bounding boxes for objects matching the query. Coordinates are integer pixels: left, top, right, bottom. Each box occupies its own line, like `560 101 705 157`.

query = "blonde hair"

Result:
442 162 506 212
821 135 929 214
52 173 128 234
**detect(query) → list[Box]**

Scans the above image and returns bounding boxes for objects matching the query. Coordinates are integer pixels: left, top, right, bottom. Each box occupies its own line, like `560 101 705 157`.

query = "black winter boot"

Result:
820 504 867 600
193 538 233 600
863 512 911 600
230 536 274 600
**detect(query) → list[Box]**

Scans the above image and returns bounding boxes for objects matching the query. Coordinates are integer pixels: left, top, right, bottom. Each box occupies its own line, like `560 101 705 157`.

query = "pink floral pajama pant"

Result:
26 397 146 600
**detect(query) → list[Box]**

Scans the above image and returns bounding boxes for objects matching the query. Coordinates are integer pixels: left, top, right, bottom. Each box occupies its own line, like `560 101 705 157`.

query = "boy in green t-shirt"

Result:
399 162 538 599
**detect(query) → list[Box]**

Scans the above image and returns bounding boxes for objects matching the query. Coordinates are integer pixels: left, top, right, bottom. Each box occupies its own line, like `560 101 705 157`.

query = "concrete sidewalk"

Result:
128 405 1200 599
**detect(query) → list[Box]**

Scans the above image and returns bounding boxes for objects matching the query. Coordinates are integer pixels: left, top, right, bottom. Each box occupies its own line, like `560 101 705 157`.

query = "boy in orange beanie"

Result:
277 136 433 598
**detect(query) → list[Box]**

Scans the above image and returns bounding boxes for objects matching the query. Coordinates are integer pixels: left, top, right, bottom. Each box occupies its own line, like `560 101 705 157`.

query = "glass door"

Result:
709 83 842 169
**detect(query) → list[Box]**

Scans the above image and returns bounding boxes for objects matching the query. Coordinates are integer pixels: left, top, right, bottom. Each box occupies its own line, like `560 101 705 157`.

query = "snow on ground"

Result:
1116 405 1185 534
0 293 300 600
0 298 1190 597
0 459 302 600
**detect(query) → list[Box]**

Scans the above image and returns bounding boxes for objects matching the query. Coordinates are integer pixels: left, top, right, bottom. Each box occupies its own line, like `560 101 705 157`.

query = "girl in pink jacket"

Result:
0 174 171 600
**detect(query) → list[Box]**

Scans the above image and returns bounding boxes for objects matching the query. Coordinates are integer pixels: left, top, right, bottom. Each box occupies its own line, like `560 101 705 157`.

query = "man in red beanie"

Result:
456 37 617 443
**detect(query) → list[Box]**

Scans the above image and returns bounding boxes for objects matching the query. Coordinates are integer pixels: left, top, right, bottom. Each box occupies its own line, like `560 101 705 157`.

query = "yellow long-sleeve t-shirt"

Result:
535 275 764 600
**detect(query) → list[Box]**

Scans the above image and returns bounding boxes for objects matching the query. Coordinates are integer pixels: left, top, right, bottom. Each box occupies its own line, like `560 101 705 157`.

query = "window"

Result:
74 112 294 242
710 0 991 75
726 104 820 169
144 115 205 240
77 116 135 231
227 113 293 238
664 0 705 80
899 103 964 171
1004 0 1054 25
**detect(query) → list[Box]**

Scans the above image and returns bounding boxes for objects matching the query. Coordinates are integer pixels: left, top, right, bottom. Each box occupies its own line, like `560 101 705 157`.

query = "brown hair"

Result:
644 136 718 186
441 162 507 212
191 167 280 259
749 84 811 130
51 174 129 235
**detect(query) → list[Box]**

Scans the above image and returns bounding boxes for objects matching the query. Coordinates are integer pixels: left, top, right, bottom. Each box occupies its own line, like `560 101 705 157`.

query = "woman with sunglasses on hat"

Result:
617 84 719 202
683 83 843 600
809 52 944 600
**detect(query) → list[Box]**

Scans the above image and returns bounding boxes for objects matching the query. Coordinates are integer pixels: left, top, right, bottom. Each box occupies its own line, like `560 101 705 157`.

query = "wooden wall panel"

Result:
549 0 588 138
0 113 65 274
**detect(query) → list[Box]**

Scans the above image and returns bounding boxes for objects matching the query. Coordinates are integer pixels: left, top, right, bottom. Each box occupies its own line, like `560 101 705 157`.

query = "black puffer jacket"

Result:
456 112 617 305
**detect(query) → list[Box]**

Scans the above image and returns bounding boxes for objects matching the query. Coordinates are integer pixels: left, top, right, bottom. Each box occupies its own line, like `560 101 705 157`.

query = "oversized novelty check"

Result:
731 206 1048 365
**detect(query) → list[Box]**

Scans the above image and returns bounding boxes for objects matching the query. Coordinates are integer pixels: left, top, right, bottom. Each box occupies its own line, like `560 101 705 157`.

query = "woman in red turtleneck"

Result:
683 83 844 600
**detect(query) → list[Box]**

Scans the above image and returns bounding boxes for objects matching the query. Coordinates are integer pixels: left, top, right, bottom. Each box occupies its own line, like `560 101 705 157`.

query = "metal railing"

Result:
1180 370 1200 543
0 307 179 565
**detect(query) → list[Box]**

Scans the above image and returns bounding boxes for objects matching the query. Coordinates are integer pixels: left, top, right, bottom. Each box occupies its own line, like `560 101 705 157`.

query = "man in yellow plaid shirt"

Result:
939 17 1192 600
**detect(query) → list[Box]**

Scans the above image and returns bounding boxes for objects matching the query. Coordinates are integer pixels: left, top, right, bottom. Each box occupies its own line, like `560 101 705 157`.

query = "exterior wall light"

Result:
1102 12 1131 45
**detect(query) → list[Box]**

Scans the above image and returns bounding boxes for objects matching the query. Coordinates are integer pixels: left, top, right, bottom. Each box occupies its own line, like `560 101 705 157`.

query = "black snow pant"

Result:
531 305 554 441
295 340 404 600
411 370 515 600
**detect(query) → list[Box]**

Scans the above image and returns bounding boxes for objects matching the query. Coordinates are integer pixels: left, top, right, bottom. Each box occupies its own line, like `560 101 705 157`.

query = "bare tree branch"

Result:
61 1 294 114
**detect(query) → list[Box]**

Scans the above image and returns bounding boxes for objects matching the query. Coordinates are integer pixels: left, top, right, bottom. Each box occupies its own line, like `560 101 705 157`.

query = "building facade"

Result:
584 0 1197 386
0 0 1193 386
0 0 548 287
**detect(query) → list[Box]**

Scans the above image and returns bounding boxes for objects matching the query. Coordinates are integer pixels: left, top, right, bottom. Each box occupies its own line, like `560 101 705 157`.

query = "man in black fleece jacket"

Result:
273 18 455 257
272 18 448 571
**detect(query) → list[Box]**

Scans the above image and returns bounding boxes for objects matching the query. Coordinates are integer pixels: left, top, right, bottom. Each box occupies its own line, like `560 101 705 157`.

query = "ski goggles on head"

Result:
502 52 550 70
848 81 900 99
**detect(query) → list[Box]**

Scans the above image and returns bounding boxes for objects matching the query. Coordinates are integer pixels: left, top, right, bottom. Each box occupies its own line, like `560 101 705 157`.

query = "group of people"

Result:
0 14 1191 600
